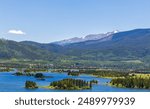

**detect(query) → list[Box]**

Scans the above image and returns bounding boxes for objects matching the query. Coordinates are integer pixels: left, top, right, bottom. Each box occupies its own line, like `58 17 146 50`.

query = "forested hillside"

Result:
1 28 150 69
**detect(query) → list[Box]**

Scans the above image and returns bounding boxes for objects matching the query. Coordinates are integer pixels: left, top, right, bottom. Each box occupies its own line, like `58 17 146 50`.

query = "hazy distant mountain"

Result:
53 30 119 45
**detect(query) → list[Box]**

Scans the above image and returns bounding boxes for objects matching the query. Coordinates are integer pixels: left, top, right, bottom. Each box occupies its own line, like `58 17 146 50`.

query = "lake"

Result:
0 72 150 92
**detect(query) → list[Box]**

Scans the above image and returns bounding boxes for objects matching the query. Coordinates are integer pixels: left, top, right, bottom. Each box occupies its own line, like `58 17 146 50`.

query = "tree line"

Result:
50 78 94 90
110 77 150 89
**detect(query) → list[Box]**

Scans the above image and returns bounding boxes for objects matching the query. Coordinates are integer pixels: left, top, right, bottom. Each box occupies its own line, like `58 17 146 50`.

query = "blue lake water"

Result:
0 72 150 92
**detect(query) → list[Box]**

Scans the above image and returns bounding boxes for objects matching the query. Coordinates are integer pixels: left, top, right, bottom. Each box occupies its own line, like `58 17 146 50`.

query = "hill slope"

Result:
58 29 150 60
1 28 150 69
0 39 55 60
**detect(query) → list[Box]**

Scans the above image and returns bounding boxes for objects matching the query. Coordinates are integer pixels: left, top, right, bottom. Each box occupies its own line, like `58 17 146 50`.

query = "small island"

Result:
34 73 45 80
68 71 80 76
14 72 53 80
13 68 49 76
14 72 34 76
48 78 92 90
25 81 38 89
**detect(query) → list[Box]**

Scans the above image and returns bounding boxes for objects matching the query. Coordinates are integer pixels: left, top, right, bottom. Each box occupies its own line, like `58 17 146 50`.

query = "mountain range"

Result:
1 28 150 68
53 30 118 45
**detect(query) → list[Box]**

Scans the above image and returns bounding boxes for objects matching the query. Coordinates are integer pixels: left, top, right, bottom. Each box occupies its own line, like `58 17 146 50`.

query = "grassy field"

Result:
130 73 150 79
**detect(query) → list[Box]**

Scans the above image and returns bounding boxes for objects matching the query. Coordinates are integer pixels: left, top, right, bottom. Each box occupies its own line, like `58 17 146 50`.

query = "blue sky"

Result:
0 0 150 43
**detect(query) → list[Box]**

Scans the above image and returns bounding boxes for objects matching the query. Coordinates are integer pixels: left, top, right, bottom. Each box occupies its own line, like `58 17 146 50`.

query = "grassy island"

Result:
49 78 92 90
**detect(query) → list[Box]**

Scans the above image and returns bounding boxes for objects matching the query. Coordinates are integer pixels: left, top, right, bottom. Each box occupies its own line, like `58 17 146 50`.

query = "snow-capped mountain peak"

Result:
53 30 118 45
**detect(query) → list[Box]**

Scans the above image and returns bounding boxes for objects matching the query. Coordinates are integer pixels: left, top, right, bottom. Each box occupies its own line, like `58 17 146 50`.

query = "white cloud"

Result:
8 29 26 35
